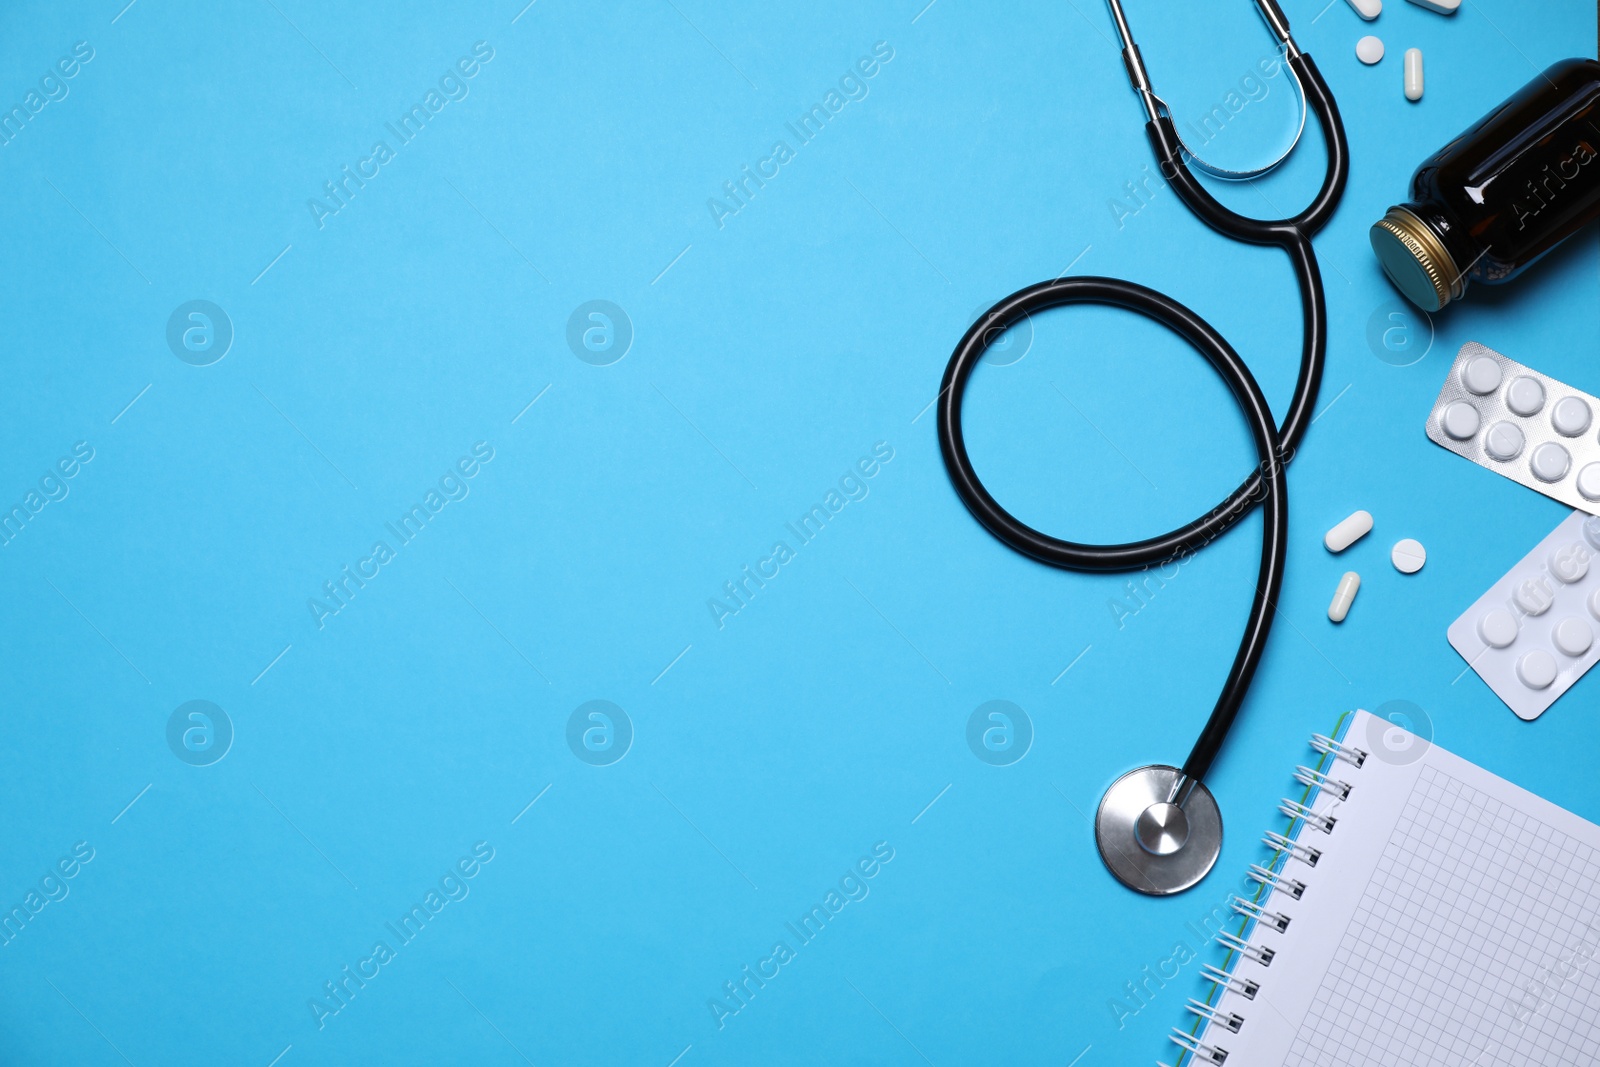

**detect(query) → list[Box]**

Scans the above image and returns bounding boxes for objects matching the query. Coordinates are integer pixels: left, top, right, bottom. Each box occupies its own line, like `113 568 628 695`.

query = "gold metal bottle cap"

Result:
1369 206 1466 312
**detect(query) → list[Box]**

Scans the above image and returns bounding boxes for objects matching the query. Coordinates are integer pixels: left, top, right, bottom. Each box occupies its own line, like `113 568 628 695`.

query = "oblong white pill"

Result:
1516 649 1557 690
1552 396 1592 436
1530 442 1571 483
1328 571 1360 623
1356 36 1385 65
1391 538 1426 574
1405 48 1424 102
1462 355 1502 395
1479 608 1518 648
1506 375 1546 416
1406 0 1460 12
1325 509 1374 553
1442 401 1480 440
1484 421 1524 461
1553 616 1594 658
1346 0 1381 19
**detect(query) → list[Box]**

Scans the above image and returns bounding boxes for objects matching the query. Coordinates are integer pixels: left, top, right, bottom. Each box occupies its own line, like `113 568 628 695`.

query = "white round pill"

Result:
1549 543 1590 584
1506 375 1546 416
1530 441 1571 483
1514 576 1555 616
1483 421 1524 461
1516 649 1557 690
1576 464 1600 502
1356 36 1385 64
1589 585 1600 621
1441 401 1480 440
1391 538 1426 574
1553 617 1594 658
1552 396 1592 436
1461 356 1503 395
1479 608 1518 648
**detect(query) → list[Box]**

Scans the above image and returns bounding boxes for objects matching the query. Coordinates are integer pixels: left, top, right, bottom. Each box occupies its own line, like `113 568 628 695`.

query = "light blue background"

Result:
0 0 1596 1064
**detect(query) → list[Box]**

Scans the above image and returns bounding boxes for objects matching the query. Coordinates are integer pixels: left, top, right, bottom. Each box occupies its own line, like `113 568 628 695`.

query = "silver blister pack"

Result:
1426 341 1600 515
1448 510 1600 721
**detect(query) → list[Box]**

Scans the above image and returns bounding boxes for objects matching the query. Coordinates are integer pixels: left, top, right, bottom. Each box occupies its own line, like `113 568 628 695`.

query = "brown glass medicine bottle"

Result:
1371 58 1600 311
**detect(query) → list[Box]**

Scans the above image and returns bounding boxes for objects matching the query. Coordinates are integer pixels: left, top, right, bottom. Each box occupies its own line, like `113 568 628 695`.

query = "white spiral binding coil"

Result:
1278 798 1337 834
1231 895 1291 934
1262 830 1321 867
1163 718 1368 1067
1199 962 1258 1000
1311 732 1367 768
1293 764 1352 800
1167 1027 1228 1065
1247 862 1305 899
1186 998 1244 1033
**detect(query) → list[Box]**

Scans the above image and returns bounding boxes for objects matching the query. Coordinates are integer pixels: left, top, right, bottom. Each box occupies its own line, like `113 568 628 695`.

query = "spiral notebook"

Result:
1170 709 1600 1067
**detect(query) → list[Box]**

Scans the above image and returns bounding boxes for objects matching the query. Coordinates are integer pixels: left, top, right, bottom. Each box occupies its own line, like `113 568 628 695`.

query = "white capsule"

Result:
1329 572 1361 623
1406 0 1459 12
1356 36 1385 65
1346 0 1381 19
1324 510 1373 553
1405 48 1424 102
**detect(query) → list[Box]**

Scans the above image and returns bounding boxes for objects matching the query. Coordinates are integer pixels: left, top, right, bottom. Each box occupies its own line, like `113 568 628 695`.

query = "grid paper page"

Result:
1282 765 1600 1067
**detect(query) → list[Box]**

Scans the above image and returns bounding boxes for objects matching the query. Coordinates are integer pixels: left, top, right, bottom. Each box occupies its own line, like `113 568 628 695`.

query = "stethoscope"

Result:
936 0 1349 895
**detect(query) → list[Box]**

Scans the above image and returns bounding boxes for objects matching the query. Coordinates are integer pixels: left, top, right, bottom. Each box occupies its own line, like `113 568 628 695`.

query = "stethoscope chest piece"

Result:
1095 765 1223 896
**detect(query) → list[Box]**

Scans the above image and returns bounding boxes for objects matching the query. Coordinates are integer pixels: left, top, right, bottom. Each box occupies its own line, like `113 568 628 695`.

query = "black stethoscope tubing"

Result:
936 44 1349 787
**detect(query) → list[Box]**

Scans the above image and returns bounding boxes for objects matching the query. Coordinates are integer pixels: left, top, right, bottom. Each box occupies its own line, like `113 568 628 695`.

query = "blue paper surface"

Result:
1 1 1596 1064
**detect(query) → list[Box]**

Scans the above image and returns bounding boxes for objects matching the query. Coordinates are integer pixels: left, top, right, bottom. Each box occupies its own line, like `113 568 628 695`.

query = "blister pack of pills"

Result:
1426 342 1600 515
1448 510 1600 720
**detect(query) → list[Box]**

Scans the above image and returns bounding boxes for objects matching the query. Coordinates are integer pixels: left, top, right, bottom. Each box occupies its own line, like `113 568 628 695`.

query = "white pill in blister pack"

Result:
1447 510 1600 720
1426 343 1600 514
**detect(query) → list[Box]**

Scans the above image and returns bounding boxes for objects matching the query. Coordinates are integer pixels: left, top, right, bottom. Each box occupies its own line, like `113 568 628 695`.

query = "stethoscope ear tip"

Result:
1096 765 1224 895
